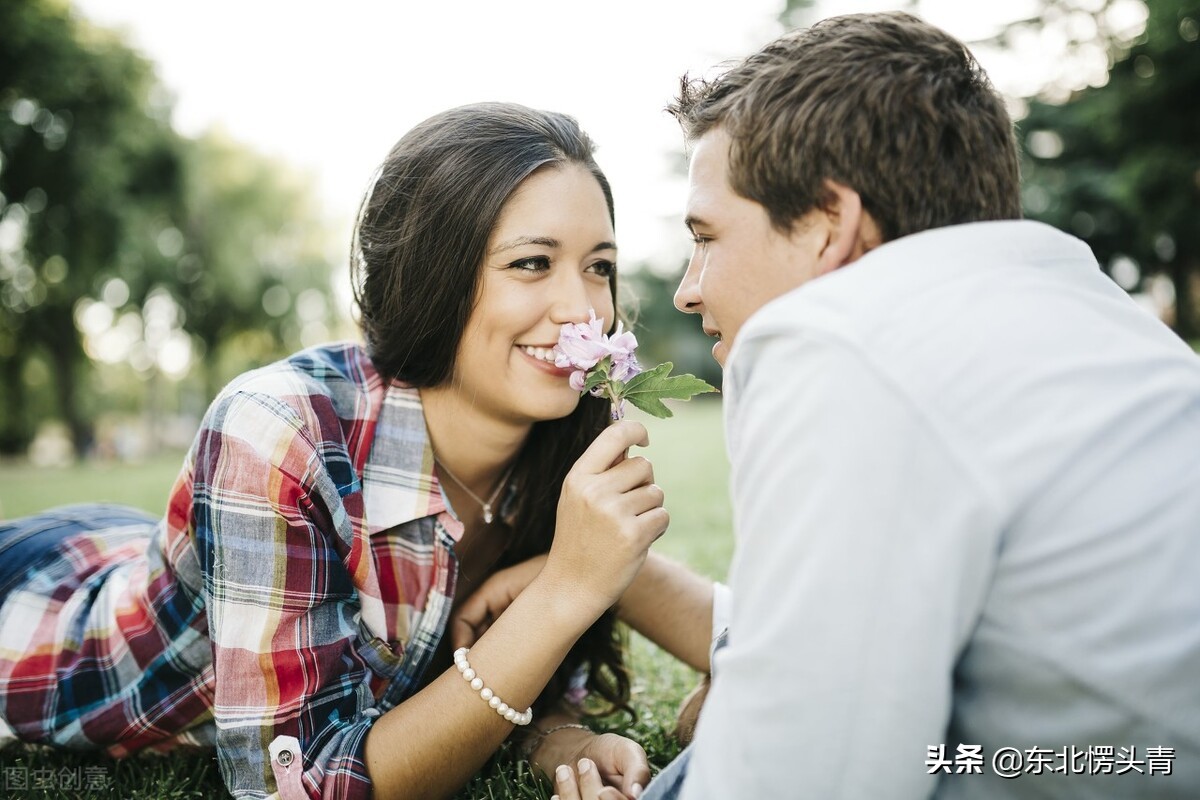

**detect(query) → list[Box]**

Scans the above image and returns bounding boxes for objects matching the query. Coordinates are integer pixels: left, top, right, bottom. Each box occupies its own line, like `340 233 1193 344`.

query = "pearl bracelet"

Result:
453 647 533 726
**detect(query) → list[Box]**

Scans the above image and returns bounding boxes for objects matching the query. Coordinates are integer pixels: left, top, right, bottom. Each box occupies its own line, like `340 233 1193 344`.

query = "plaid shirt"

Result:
0 343 469 799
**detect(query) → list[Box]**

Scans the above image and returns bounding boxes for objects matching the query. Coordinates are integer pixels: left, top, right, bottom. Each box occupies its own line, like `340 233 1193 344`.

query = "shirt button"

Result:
276 749 294 767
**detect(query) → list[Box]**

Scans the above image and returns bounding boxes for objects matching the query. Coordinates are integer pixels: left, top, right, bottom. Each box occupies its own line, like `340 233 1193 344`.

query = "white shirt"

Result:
683 221 1200 799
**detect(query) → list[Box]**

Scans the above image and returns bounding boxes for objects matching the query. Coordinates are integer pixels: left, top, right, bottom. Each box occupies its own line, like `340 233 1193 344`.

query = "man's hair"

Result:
668 12 1022 241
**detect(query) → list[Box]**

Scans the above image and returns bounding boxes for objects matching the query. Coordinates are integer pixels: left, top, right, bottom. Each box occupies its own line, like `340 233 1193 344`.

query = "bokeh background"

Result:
1 0 1197 482
1 2 1197 796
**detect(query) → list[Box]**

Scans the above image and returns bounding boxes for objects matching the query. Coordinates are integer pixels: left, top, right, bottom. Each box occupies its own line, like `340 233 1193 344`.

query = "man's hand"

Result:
451 555 547 649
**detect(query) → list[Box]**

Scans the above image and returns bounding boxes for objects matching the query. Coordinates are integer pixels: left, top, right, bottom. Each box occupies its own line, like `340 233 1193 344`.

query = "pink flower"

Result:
606 321 642 382
555 309 646 420
554 310 610 371
606 321 638 360
610 353 642 383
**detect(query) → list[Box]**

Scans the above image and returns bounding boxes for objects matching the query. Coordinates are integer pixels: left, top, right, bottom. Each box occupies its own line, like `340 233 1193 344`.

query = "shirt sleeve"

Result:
193 390 379 800
680 325 1003 800
710 582 731 674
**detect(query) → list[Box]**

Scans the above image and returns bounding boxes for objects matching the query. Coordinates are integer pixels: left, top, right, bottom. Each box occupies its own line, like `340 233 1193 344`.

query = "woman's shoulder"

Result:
200 342 384 446
217 341 377 402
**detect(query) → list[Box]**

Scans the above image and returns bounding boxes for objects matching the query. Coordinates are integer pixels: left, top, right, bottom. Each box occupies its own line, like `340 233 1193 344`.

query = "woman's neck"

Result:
418 384 530 499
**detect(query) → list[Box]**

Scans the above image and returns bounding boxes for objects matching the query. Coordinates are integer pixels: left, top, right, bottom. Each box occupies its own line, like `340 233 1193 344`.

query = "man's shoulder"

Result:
737 219 1097 354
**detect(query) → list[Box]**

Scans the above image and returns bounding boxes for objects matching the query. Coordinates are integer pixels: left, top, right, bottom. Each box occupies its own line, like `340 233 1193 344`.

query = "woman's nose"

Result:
549 271 604 325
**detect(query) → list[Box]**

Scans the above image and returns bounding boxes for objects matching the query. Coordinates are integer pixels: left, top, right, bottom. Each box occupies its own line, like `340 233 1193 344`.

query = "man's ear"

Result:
815 180 880 276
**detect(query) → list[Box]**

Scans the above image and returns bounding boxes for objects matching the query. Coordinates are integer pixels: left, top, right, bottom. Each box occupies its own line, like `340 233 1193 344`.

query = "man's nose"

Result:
674 253 703 315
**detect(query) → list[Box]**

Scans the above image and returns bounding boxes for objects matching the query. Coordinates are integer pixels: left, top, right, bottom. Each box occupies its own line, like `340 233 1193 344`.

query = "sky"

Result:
68 0 1142 285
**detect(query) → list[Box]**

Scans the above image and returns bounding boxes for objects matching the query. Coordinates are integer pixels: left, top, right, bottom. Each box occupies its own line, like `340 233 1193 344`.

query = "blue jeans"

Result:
641 744 693 800
0 503 157 606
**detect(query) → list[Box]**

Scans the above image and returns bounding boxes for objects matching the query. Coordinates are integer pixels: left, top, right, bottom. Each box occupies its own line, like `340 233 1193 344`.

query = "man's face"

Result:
674 128 828 367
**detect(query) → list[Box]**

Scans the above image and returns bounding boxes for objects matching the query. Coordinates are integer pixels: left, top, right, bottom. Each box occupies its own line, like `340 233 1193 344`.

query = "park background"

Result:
1 0 1198 797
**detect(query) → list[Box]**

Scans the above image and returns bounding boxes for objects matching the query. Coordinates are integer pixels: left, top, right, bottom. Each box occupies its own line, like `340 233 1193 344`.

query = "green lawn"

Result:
0 399 733 799
0 451 188 520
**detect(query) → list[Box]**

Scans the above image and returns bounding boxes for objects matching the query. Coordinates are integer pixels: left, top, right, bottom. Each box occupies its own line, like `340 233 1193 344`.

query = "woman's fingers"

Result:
620 483 665 516
449 555 546 648
600 455 655 493
577 757 611 797
572 421 648 475
450 594 492 649
553 763 580 800
553 759 625 800
613 741 651 798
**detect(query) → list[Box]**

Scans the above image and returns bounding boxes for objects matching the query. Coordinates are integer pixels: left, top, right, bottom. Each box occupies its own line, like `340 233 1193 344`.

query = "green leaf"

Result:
618 362 717 419
625 393 675 418
582 363 609 394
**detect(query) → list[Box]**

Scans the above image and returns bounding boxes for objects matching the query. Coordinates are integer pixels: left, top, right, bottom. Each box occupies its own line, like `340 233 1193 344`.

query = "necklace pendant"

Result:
482 505 494 524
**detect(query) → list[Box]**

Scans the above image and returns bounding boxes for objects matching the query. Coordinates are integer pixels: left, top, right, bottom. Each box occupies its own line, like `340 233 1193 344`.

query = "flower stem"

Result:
606 383 623 420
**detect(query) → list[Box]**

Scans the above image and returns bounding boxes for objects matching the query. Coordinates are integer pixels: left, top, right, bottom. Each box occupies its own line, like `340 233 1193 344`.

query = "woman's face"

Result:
452 164 617 425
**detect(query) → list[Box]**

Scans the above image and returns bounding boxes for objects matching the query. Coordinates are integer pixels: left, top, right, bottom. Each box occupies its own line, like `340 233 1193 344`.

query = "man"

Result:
552 10 1200 800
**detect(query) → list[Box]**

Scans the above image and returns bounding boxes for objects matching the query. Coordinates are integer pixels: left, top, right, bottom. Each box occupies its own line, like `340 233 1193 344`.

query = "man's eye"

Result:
691 234 711 246
588 260 617 278
509 256 551 272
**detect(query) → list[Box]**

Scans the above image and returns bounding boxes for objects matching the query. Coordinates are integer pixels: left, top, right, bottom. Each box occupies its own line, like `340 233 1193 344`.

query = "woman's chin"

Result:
521 390 585 424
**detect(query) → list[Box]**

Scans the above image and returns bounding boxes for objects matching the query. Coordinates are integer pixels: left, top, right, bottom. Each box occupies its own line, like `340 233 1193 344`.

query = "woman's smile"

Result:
450 163 617 425
517 344 574 377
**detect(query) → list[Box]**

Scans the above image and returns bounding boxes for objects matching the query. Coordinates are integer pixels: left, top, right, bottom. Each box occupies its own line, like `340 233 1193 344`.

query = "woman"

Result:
0 103 674 800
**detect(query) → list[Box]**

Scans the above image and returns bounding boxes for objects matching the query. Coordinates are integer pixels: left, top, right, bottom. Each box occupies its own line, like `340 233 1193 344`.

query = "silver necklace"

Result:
433 456 514 524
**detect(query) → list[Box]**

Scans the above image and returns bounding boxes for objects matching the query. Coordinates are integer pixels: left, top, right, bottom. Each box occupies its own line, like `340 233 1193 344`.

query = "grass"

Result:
0 452 188 520
0 399 733 799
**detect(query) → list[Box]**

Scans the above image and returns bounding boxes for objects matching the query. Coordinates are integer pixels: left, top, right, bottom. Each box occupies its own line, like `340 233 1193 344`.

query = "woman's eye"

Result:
691 234 710 246
587 260 617 279
509 256 551 272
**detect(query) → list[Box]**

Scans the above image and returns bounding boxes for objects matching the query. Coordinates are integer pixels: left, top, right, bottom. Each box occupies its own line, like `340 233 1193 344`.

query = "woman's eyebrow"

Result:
490 237 617 255
490 235 560 254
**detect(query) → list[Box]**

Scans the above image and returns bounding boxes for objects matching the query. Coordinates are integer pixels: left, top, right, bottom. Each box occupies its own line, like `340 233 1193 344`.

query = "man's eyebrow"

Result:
490 236 617 255
683 215 708 233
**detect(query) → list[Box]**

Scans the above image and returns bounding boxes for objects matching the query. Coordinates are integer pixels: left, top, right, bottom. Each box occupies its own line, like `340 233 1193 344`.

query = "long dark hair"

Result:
351 102 629 716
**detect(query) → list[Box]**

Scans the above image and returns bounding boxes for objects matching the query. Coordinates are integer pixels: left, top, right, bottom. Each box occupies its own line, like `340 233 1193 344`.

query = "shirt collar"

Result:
361 379 459 539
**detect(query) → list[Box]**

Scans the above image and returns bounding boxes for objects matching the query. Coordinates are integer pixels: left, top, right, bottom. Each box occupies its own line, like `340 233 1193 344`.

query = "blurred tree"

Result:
623 268 721 390
622 0 823 392
1018 0 1200 341
175 131 335 400
0 0 184 456
778 0 822 29
0 0 338 458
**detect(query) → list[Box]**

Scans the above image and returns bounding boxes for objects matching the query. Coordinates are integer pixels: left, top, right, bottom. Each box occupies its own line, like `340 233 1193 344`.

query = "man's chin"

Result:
712 339 729 368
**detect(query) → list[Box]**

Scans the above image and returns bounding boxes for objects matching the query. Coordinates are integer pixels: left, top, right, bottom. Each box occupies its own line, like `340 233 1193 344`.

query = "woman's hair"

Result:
668 12 1021 242
351 102 629 716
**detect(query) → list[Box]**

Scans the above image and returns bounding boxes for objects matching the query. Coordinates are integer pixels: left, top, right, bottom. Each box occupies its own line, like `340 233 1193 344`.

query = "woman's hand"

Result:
451 554 547 649
540 420 669 616
575 733 650 799
552 755 638 800
538 731 648 800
